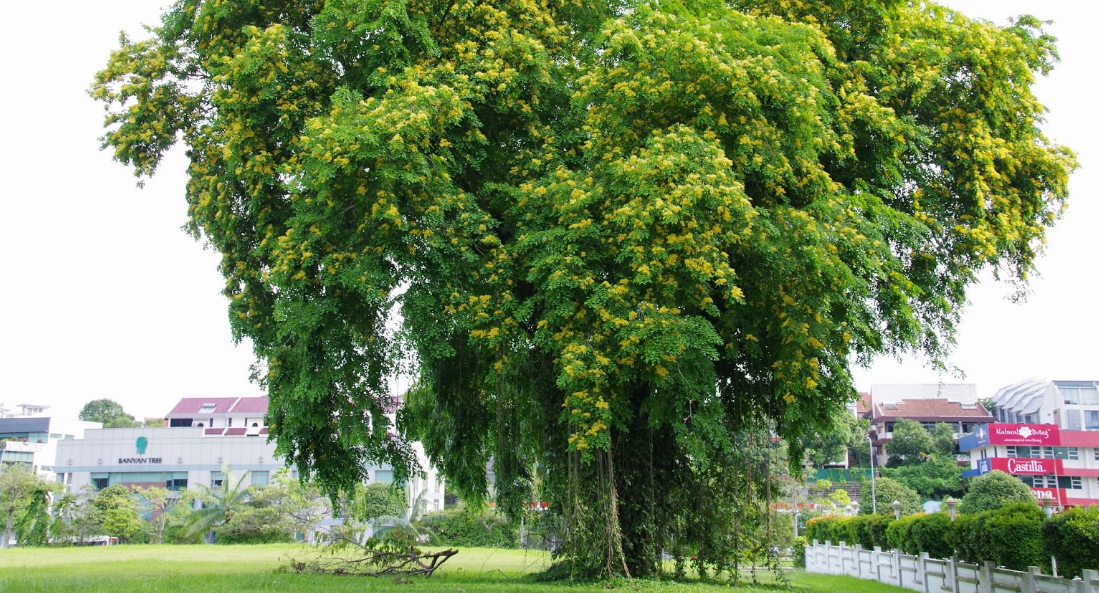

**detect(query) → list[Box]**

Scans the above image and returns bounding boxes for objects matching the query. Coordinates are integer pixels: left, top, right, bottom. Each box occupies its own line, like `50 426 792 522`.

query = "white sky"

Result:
0 1 1095 421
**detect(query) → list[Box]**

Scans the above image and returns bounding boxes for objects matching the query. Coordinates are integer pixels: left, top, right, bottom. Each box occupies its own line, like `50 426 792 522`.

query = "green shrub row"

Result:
416 509 520 548
805 504 1099 577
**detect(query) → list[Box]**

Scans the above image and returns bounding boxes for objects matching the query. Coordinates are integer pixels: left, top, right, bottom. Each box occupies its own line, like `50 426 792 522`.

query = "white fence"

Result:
805 540 1099 593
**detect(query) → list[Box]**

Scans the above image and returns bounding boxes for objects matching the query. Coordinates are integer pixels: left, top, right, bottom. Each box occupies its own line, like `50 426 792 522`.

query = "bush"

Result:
1043 506 1099 578
886 513 924 554
805 515 846 545
908 512 953 559
792 536 808 568
982 503 1045 571
417 509 519 548
959 471 1033 514
861 477 922 516
950 503 1045 570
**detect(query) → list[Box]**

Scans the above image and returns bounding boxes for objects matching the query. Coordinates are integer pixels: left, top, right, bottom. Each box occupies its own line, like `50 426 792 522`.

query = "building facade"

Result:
960 423 1099 507
992 380 1099 430
0 406 101 477
55 396 446 518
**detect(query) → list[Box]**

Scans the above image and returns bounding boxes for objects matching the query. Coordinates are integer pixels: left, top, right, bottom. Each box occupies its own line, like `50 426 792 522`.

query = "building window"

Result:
373 470 394 484
211 471 225 487
199 403 217 413
1043 447 1079 460
251 471 269 487
1057 476 1083 490
1085 410 1099 430
91 473 110 490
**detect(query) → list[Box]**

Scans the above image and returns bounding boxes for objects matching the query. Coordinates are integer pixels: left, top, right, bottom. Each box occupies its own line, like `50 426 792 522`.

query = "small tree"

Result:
887 419 935 464
860 477 921 516
135 486 183 544
184 467 252 539
959 471 1034 514
51 487 104 545
0 465 56 548
93 484 144 542
931 423 956 457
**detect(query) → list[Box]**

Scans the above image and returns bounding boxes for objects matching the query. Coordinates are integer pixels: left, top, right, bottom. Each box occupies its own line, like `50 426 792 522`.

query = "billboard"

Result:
991 457 1063 475
988 424 1060 445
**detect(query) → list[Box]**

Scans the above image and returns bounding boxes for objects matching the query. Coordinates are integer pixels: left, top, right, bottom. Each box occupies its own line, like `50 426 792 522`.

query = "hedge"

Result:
1042 506 1099 579
808 503 1057 573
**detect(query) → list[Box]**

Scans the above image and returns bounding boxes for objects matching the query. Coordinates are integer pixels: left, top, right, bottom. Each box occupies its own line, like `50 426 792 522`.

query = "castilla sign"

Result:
1006 458 1053 475
970 457 1064 477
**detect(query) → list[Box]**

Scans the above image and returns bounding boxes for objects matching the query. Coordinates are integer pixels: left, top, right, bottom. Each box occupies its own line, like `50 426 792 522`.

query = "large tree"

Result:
79 399 141 428
93 0 1074 577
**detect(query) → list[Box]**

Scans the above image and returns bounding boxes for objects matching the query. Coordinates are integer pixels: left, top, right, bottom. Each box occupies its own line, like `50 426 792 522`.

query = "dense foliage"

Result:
860 477 921 517
958 470 1034 514
93 0 1074 576
1041 506 1099 579
418 508 520 548
950 503 1046 571
78 399 142 428
881 455 965 500
812 503 1057 573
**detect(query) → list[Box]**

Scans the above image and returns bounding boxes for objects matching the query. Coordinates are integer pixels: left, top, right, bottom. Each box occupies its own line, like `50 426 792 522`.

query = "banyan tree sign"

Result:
119 436 161 464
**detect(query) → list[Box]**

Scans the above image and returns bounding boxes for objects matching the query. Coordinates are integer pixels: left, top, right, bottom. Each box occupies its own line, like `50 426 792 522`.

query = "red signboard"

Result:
1031 488 1067 504
989 457 1064 475
987 424 1060 446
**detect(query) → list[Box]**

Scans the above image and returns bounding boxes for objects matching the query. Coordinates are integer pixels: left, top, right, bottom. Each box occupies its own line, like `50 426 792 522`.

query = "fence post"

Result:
839 541 847 576
1022 566 1039 593
948 557 959 593
1081 569 1098 593
978 561 995 593
895 549 903 588
855 545 863 579
874 547 883 582
919 552 930 593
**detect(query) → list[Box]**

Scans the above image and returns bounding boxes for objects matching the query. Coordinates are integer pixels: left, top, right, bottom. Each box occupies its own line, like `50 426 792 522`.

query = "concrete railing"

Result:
805 540 1099 593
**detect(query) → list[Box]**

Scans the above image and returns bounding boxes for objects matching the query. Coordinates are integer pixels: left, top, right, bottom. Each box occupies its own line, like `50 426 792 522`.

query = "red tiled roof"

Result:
224 428 247 436
259 428 269 435
167 398 241 417
229 397 268 415
874 399 993 422
856 392 872 417
204 428 225 435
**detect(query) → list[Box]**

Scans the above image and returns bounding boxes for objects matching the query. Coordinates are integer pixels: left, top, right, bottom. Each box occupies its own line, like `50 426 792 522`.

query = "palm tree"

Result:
184 467 252 540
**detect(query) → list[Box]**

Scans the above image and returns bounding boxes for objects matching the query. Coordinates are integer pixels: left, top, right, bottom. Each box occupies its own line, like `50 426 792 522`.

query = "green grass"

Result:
0 545 906 593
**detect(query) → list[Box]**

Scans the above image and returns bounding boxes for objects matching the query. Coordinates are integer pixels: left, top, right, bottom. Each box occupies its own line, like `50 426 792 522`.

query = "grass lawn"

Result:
0 545 906 593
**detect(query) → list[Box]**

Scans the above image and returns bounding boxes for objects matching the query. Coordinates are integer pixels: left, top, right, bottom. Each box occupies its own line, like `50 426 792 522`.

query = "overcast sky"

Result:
1 1 1095 421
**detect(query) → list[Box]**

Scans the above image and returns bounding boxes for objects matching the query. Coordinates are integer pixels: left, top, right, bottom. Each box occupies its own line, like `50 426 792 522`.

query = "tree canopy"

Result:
79 399 141 428
94 0 1074 577
959 470 1035 514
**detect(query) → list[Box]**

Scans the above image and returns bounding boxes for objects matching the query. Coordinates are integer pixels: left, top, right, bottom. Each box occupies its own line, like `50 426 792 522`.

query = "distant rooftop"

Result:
874 399 994 422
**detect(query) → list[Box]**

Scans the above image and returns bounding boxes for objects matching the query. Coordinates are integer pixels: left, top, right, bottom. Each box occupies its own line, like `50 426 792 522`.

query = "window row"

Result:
1020 475 1083 490
90 472 189 491
1005 446 1079 460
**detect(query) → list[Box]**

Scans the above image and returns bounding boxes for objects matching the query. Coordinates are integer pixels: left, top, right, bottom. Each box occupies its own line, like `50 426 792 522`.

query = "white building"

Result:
0 405 101 477
55 396 446 518
992 380 1099 431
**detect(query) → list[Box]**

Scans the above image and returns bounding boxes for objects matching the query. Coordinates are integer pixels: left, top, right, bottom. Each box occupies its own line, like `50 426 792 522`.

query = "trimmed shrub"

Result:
908 512 953 559
951 503 1045 570
886 513 924 554
1043 506 1099 578
805 515 846 545
982 503 1045 571
959 471 1034 514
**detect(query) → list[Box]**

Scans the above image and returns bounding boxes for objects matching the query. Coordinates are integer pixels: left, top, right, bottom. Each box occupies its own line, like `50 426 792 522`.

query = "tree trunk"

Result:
2 508 14 548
